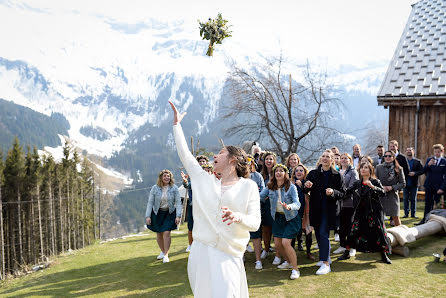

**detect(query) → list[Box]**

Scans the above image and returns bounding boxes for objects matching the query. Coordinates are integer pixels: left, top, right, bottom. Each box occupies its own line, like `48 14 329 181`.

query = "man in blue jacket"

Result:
411 144 446 225
403 147 423 218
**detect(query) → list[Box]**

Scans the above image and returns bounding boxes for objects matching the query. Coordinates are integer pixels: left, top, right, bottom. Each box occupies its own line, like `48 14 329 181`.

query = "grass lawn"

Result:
1 204 445 297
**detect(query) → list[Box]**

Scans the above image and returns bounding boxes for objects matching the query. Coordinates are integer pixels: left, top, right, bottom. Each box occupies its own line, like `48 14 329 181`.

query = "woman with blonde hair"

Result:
304 150 344 275
285 153 301 177
145 169 182 263
334 153 359 256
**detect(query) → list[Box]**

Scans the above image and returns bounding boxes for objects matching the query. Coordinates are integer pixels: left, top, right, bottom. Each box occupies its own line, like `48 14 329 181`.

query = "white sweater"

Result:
173 124 261 258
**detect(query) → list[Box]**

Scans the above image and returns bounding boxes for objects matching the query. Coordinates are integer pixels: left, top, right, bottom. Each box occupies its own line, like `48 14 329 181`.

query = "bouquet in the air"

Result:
198 13 232 56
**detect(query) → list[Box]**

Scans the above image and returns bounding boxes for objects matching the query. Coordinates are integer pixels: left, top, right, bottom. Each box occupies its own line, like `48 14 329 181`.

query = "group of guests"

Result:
144 139 446 278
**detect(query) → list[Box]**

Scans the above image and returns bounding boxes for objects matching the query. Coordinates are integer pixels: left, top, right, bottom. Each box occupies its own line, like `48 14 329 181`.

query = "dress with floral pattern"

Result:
345 178 391 253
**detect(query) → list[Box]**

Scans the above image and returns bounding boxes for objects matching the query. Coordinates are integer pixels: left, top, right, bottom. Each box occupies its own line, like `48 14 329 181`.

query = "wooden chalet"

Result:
377 0 446 163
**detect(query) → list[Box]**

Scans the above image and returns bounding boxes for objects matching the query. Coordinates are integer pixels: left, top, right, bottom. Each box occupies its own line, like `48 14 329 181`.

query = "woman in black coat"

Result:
304 150 344 275
338 162 392 264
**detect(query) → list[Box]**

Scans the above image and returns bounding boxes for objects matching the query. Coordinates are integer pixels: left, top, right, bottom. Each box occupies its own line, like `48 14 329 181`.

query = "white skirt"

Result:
188 241 249 298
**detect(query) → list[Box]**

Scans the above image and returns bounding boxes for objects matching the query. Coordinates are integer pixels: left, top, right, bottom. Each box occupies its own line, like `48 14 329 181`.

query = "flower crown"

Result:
202 164 214 170
263 151 276 158
159 169 173 176
272 163 289 173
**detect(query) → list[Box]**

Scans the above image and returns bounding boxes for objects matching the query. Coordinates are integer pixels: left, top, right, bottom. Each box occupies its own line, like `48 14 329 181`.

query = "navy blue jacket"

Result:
406 158 423 187
415 157 446 190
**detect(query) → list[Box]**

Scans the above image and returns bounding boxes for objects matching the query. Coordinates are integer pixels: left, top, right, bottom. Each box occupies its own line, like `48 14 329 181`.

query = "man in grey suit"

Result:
372 145 384 167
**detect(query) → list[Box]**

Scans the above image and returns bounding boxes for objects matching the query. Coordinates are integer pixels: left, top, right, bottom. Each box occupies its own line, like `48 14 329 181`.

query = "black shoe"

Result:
381 252 392 264
411 215 418 219
415 219 425 225
297 243 304 251
402 215 409 218
338 250 350 260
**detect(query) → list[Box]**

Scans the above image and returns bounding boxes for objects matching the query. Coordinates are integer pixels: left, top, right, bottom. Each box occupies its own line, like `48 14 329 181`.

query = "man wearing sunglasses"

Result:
389 140 410 184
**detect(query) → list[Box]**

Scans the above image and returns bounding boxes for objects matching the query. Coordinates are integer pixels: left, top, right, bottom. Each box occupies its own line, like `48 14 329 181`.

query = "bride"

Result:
169 101 261 298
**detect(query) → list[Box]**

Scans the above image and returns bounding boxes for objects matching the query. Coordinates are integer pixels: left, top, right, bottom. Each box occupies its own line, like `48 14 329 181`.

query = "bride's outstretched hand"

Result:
169 101 187 125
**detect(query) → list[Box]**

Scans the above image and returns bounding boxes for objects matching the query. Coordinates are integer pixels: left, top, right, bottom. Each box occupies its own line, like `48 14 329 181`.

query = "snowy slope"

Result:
0 1 387 161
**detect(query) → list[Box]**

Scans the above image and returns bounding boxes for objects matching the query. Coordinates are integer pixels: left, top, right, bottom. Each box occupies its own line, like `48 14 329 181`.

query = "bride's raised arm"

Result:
169 101 203 180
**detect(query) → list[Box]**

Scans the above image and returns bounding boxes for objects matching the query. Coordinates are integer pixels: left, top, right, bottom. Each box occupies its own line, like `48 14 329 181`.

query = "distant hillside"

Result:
0 98 70 153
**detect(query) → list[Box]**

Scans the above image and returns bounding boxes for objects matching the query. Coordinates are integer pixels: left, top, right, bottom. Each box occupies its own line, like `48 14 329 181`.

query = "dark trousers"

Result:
424 188 441 219
339 207 354 248
297 229 313 253
403 185 418 216
314 216 330 262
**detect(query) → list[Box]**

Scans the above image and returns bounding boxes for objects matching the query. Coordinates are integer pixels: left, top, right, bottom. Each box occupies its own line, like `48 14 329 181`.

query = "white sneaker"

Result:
162 255 169 263
290 269 300 279
316 258 332 266
185 245 191 253
314 243 319 249
272 256 282 265
334 233 340 242
349 248 357 257
260 250 268 260
277 261 292 269
333 246 346 254
255 260 263 270
246 244 254 253
157 252 164 260
316 263 331 275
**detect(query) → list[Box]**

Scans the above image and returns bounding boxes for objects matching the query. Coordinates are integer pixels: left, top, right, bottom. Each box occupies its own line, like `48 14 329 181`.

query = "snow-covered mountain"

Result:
0 1 389 174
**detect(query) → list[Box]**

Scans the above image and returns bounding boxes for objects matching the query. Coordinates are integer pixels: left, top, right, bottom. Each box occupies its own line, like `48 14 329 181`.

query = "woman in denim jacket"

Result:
145 169 182 263
260 164 301 280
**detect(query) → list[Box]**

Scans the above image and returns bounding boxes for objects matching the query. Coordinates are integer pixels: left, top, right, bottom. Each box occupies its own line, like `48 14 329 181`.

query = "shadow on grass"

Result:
425 261 446 274
110 232 187 245
1 255 192 297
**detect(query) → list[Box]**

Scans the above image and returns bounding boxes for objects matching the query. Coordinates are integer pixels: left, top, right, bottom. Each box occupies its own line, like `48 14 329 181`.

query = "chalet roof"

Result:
377 0 446 100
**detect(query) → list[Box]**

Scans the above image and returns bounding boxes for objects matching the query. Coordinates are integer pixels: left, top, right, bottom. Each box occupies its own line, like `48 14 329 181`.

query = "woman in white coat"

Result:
169 101 261 298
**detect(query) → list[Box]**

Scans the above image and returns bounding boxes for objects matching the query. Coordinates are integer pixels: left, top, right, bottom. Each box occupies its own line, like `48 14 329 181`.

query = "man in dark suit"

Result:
412 144 446 225
403 147 423 218
352 144 362 168
389 140 410 184
372 145 384 167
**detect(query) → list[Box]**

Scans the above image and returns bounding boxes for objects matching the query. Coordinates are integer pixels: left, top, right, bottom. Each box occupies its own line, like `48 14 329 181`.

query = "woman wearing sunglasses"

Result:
375 151 406 227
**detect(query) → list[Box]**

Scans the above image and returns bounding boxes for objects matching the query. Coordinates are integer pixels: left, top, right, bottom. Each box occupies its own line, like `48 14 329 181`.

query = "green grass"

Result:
1 206 446 297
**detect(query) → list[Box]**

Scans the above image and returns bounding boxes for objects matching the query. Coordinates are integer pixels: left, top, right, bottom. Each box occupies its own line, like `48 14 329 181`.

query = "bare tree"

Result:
222 55 345 163
361 121 389 156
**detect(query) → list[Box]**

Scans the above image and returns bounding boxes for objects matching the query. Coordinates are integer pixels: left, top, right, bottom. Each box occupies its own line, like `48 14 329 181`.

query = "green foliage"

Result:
3 137 26 199
0 98 70 153
198 13 232 56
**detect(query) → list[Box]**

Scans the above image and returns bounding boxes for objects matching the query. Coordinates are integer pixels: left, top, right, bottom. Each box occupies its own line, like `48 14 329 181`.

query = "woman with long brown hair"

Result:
145 169 182 263
170 101 261 297
260 151 277 262
338 162 392 264
375 151 406 227
260 164 301 280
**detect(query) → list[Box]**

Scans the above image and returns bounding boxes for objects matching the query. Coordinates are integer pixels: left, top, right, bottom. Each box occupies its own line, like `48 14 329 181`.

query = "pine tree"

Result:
3 137 26 272
0 149 5 279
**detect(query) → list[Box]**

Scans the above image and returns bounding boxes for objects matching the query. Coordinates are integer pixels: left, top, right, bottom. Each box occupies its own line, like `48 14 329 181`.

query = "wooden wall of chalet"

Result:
388 103 446 164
